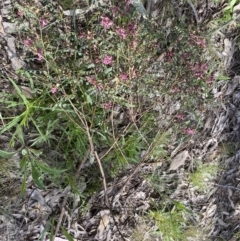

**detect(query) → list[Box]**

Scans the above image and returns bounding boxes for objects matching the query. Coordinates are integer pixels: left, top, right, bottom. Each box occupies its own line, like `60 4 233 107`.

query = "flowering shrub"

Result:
102 55 113 65
100 16 113 29
4 0 219 194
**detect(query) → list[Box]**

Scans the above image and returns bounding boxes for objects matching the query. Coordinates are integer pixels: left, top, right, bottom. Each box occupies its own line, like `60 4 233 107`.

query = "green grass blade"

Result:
8 77 29 106
35 160 69 174
0 150 17 158
0 115 22 135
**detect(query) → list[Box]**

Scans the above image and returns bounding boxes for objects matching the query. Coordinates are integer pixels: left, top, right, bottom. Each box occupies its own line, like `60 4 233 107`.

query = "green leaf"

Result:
104 67 112 74
62 228 74 241
0 149 17 158
20 156 27 195
48 218 55 241
8 77 29 106
95 131 108 141
28 148 42 157
85 93 92 104
0 115 22 135
24 71 35 90
15 125 25 144
223 0 238 12
87 63 95 69
20 154 27 168
30 117 45 141
31 163 45 189
35 160 68 175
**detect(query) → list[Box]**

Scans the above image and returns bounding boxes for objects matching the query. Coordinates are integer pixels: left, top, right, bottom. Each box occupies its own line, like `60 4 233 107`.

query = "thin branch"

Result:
187 0 199 25
63 89 109 206
53 193 69 239
94 150 109 205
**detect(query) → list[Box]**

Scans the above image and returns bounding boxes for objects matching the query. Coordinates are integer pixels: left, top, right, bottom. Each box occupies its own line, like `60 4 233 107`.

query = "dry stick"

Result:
0 112 5 126
53 193 68 240
94 150 109 205
187 0 199 26
83 117 108 205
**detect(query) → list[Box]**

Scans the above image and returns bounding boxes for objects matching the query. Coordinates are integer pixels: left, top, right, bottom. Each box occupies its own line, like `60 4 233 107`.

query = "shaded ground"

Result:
1 0 240 241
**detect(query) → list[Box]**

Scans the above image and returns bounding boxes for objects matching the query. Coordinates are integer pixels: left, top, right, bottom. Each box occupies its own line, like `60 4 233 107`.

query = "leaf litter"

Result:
1 0 240 240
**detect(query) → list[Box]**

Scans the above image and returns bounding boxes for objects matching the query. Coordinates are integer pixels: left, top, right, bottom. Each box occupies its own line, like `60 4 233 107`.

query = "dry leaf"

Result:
225 76 240 95
217 218 229 227
97 213 110 235
46 238 77 241
222 38 235 68
168 150 189 171
12 86 34 99
0 15 5 34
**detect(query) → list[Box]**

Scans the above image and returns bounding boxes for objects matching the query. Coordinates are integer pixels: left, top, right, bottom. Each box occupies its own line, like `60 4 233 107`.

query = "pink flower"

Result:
125 0 131 12
130 40 137 49
183 128 195 135
182 52 189 59
173 85 181 93
86 76 102 91
120 73 128 82
102 55 112 65
40 18 48 28
112 6 120 14
116 28 127 39
165 51 174 62
94 58 101 64
128 23 137 35
24 39 32 46
176 114 184 120
51 87 57 94
86 76 96 86
202 64 208 71
37 49 43 61
17 10 23 17
190 35 206 48
103 102 112 110
195 39 206 48
192 63 208 78
87 32 94 40
79 32 86 39
97 84 103 91
206 74 214 84
100 16 113 29
126 0 131 6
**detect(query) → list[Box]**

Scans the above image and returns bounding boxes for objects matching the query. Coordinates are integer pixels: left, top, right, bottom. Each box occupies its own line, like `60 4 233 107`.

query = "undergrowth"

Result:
0 0 233 240
189 161 219 193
